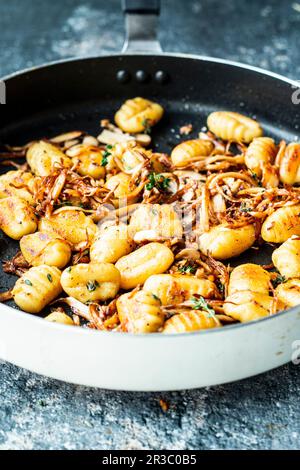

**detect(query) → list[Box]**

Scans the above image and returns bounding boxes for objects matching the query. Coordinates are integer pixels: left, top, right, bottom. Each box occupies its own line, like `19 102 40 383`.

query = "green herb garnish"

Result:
152 293 161 302
146 172 170 192
240 202 252 213
142 118 152 135
272 274 287 288
86 280 100 292
179 264 197 275
250 171 262 187
47 274 53 283
101 145 113 167
191 296 215 317
216 280 225 295
24 279 33 287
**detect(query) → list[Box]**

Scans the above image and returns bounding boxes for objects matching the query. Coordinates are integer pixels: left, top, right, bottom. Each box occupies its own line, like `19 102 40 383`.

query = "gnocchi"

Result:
115 242 174 289
39 210 98 245
0 196 37 240
27 141 72 176
261 204 300 243
144 274 217 305
66 144 106 179
129 204 183 240
278 143 300 185
275 279 300 307
245 137 277 177
171 139 214 168
115 97 164 134
12 265 62 314
224 291 282 323
207 111 263 143
163 310 220 333
90 225 134 264
117 290 164 333
199 224 256 260
61 263 120 303
0 170 35 205
20 232 71 269
228 263 271 296
105 172 137 200
45 311 74 326
272 236 300 279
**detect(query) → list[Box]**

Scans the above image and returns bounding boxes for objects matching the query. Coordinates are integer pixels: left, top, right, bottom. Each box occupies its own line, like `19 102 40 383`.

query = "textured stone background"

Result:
0 0 300 450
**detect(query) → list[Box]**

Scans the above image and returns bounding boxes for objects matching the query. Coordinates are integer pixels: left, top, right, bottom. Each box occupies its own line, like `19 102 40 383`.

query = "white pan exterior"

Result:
0 302 299 391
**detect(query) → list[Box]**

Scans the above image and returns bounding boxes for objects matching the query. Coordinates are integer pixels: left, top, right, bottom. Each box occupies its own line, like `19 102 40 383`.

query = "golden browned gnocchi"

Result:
275 279 300 307
66 144 106 179
20 232 71 269
261 204 300 243
105 172 136 200
0 196 37 240
129 204 183 240
45 311 74 326
163 310 221 333
0 170 35 205
90 225 134 264
39 210 98 245
27 141 72 176
245 137 277 177
115 242 174 289
199 224 256 260
117 290 164 333
144 274 217 305
12 265 62 314
272 236 300 279
207 111 263 143
278 143 300 185
61 263 120 303
228 264 271 296
115 97 164 134
224 291 282 323
171 139 214 168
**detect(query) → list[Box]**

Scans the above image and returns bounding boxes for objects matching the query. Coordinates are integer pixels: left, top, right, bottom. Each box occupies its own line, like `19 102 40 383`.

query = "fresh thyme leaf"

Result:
146 172 170 192
87 280 100 292
272 274 287 288
142 118 152 135
191 296 215 317
152 293 161 302
216 280 225 295
240 202 252 213
101 145 113 167
24 279 33 287
250 171 262 187
179 264 197 274
47 274 53 283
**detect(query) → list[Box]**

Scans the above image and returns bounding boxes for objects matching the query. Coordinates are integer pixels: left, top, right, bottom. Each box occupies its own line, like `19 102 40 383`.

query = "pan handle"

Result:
122 0 162 53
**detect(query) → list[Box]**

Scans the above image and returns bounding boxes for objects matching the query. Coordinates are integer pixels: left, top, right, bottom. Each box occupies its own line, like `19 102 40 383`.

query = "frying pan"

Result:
0 0 300 391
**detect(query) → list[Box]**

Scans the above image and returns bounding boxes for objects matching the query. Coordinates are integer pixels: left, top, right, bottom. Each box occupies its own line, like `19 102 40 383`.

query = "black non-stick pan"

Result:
0 0 299 391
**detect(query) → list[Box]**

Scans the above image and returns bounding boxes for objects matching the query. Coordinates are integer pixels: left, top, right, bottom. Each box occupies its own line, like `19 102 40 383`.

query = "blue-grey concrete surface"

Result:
0 0 299 450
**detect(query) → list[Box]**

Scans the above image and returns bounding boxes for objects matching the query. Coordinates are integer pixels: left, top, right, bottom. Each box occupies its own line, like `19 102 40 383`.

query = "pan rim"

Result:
1 52 299 338
1 52 299 89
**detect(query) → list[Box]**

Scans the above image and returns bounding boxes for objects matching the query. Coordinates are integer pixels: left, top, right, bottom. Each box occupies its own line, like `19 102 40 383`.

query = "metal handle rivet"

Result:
155 71 169 84
135 70 150 83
